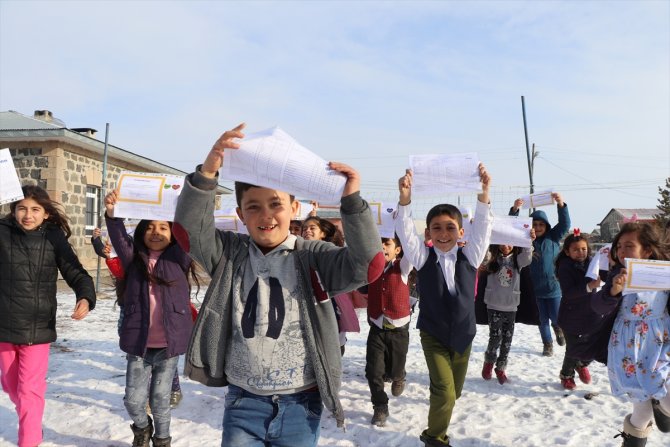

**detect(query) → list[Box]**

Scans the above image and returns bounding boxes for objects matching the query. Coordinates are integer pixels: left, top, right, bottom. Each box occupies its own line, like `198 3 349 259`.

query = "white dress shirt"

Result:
394 200 493 294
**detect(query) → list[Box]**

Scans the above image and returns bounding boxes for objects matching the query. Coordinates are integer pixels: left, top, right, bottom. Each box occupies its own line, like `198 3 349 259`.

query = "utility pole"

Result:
521 96 538 214
95 123 110 293
521 96 534 195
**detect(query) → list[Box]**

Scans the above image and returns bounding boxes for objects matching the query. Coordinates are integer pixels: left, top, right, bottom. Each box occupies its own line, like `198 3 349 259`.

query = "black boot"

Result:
130 416 153 447
652 399 670 432
152 436 172 447
614 414 652 447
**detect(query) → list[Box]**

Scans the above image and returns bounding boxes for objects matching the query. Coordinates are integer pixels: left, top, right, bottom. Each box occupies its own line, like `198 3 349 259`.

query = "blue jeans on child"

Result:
222 384 323 447
536 297 561 343
124 348 179 439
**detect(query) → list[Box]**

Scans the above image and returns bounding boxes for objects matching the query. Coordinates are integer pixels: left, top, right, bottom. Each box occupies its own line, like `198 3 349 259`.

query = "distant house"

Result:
597 208 658 242
0 109 232 271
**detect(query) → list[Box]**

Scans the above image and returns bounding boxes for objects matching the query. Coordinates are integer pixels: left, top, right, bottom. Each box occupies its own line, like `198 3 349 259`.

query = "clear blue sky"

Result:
1 0 668 232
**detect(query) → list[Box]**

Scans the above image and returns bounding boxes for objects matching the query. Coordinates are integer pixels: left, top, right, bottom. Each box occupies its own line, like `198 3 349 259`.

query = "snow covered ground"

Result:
1 288 667 447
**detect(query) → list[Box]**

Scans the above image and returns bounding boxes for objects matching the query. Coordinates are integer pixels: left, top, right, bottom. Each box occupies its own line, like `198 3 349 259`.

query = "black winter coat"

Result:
0 218 96 345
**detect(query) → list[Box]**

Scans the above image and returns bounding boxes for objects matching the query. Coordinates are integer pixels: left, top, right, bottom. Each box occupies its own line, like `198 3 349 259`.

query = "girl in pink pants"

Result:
0 185 95 446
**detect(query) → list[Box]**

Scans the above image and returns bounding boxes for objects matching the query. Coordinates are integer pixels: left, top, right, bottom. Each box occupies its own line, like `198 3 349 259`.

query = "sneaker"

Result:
494 368 508 385
542 342 554 357
561 377 576 390
481 362 494 380
170 390 183 409
391 379 406 397
419 430 451 446
553 326 565 346
371 404 389 427
576 366 591 384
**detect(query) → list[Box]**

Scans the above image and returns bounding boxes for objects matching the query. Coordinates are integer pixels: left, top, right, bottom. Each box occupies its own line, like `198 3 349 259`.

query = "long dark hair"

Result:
554 232 592 273
117 219 200 305
610 222 670 267
9 184 72 238
485 245 524 274
302 216 344 247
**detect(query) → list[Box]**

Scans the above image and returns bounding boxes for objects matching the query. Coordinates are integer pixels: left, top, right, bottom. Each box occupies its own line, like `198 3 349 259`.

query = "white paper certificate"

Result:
214 206 248 234
519 190 555 208
221 127 346 204
409 153 481 194
369 201 397 238
0 148 24 205
113 172 185 221
489 215 533 248
623 258 670 293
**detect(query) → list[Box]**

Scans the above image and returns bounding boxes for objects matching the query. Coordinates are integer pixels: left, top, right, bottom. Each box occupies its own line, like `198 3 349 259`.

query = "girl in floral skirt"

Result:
593 222 670 446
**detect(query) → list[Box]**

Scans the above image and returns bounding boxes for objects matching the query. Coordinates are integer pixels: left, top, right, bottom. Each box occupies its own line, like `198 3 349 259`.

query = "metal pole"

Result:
521 96 534 195
95 123 110 293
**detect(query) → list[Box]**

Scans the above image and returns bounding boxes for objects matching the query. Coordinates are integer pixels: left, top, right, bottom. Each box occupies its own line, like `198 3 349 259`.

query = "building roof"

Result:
0 110 232 194
598 208 658 226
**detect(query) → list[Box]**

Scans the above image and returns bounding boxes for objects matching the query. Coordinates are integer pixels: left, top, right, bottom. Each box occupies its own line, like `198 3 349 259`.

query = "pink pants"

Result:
0 342 50 447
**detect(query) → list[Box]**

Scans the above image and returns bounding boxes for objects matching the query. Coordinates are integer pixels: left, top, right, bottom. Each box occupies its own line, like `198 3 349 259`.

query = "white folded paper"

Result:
221 127 346 204
489 215 533 248
409 152 481 194
0 148 24 205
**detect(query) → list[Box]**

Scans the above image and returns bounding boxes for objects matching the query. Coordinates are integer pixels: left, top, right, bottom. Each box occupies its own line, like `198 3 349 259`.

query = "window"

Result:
85 185 100 237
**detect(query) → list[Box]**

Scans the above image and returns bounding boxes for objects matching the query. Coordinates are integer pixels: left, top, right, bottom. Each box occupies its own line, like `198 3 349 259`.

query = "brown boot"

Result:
152 436 172 447
130 416 153 447
542 342 553 357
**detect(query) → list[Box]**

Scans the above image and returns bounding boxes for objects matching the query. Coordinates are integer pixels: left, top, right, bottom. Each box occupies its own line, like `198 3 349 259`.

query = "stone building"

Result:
0 109 231 271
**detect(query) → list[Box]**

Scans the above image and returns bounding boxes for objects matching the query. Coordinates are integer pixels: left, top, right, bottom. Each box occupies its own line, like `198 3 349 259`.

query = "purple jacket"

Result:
106 216 193 358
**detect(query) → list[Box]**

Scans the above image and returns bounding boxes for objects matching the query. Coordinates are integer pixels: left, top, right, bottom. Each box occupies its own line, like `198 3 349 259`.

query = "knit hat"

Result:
530 210 552 230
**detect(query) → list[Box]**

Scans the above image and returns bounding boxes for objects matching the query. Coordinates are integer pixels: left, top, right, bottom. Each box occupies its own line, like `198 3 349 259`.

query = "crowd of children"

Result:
1 124 669 447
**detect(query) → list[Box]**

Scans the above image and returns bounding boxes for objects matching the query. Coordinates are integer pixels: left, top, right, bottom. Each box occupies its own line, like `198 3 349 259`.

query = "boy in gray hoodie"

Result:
173 123 384 447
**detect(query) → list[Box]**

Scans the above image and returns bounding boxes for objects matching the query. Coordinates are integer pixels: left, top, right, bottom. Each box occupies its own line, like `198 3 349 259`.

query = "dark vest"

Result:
367 260 411 320
417 248 477 353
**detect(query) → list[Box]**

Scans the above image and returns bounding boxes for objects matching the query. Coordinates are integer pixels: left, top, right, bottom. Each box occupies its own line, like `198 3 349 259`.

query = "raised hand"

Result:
104 189 120 218
477 163 491 204
202 123 246 178
398 169 413 206
552 192 565 207
328 162 360 198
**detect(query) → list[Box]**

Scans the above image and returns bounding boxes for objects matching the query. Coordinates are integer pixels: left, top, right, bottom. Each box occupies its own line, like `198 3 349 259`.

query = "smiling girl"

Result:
104 189 197 447
593 222 670 446
0 184 95 447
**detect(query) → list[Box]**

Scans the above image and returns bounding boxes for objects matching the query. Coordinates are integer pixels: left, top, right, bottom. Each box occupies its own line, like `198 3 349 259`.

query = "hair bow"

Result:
622 213 638 223
573 228 581 237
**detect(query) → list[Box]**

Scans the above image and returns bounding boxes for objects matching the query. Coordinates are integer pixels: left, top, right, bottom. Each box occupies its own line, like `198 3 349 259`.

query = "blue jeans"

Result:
222 384 323 447
124 348 179 438
536 297 561 343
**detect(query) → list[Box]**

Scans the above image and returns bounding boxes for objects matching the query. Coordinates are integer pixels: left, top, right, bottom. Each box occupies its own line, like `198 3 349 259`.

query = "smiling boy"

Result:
173 123 383 447
394 166 493 447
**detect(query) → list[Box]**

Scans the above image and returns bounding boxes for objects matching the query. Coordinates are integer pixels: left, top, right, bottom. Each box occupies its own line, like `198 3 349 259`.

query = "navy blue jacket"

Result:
106 216 193 358
416 248 477 354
